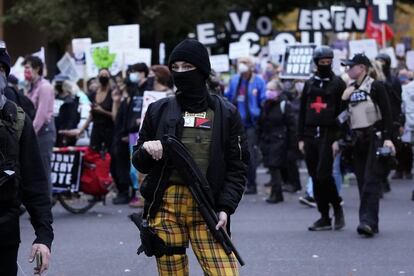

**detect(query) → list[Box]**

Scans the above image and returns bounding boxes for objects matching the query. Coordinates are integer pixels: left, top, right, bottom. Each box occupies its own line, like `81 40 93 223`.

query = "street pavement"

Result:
17 169 414 276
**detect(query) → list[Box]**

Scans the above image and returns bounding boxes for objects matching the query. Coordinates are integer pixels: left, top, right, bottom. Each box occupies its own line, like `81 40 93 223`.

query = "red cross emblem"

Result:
310 96 327 113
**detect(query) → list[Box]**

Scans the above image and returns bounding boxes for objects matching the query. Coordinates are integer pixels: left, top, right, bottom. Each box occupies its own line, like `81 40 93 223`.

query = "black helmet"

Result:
375 53 391 68
313 45 334 64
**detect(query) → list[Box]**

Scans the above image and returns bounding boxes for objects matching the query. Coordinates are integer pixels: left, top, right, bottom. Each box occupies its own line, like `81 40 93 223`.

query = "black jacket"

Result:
0 101 53 249
258 98 297 168
132 94 249 219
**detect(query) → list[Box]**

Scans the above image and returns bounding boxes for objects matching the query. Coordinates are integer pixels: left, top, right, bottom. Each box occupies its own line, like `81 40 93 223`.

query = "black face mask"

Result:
317 64 332 78
172 69 208 112
99 76 109 86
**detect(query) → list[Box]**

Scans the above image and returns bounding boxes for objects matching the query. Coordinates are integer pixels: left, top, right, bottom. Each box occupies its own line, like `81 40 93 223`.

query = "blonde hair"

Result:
266 79 284 91
369 60 386 82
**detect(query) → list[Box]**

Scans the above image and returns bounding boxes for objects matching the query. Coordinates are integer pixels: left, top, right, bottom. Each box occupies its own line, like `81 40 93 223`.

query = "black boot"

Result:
112 192 130 205
266 169 284 204
333 206 345 230
266 188 284 204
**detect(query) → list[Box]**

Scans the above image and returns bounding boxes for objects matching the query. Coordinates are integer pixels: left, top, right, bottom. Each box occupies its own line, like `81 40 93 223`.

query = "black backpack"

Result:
4 86 36 121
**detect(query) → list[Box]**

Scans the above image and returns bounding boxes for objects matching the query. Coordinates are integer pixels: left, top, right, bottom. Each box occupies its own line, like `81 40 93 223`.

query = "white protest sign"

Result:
32 47 45 63
280 44 316 79
406 51 414 71
210 54 230 72
86 42 122 77
197 22 217 46
72 38 91 65
57 52 79 81
124 48 152 67
108 24 140 53
379 47 398 68
349 39 378 60
396 43 405 57
229 41 250 60
140 91 169 130
10 56 25 82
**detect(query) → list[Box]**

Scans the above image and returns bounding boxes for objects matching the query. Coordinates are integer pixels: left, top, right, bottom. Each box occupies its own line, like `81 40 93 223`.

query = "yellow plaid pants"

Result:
149 185 239 276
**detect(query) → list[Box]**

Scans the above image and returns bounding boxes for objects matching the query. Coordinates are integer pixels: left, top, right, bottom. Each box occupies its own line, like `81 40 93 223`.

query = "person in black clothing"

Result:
0 44 53 276
129 62 154 96
341 54 395 237
259 79 297 203
132 39 248 275
298 45 346 231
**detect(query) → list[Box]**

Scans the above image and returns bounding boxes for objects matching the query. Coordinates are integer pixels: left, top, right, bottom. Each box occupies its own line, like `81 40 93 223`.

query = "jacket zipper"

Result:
146 162 167 221
237 135 242 160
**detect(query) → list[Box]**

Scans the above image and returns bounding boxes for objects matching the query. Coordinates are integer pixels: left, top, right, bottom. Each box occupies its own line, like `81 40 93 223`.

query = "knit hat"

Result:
0 50 11 77
168 39 211 79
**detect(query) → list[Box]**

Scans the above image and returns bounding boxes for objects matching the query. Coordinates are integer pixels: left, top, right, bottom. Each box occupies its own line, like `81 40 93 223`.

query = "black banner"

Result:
51 150 82 192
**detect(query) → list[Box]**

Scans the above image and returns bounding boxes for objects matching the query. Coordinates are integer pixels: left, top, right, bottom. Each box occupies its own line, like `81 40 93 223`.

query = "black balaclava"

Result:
168 39 211 113
316 61 333 78
0 50 11 110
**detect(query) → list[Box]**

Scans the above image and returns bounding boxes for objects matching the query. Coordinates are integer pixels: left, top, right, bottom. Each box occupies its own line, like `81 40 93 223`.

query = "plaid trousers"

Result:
149 185 239 276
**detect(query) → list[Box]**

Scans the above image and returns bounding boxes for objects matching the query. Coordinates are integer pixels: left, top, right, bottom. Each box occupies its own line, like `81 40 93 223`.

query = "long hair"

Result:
369 60 386 82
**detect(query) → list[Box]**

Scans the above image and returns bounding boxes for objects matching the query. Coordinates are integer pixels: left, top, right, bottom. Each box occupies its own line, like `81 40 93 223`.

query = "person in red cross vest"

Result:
297 45 347 232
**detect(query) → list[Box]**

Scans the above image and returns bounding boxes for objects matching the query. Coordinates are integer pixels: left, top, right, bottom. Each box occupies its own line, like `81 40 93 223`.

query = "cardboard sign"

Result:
140 91 169 130
406 51 414 71
51 150 82 192
10 56 25 82
229 41 250 60
57 52 79 81
108 24 140 53
124 48 152 67
396 43 405 57
72 38 92 65
280 44 316 79
86 42 122 77
210 54 230 72
370 0 394 23
348 39 378 60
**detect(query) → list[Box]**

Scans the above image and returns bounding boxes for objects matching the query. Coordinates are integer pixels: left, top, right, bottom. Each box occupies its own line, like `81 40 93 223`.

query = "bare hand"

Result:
298 141 305 155
215 211 228 232
383 139 396 156
332 141 340 157
342 86 355 100
29 243 50 274
59 129 81 138
142 140 163 160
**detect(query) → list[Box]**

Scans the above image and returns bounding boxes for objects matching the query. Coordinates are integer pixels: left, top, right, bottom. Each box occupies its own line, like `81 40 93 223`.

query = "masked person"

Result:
225 56 266 194
341 54 395 237
132 39 248 276
298 46 346 231
0 43 53 276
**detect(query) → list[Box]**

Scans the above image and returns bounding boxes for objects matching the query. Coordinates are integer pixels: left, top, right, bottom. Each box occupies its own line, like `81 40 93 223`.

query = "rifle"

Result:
162 135 245 266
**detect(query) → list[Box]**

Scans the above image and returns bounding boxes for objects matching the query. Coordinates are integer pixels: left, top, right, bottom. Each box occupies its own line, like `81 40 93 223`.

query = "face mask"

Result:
172 69 208 112
238 63 249 74
24 69 33 82
295 82 305 93
317 64 332 77
265 89 280 100
347 65 361 80
129 72 140 83
99 76 109 86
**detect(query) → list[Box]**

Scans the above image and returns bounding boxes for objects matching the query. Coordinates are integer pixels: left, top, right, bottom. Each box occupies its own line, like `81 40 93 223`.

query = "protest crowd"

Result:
1 1 414 275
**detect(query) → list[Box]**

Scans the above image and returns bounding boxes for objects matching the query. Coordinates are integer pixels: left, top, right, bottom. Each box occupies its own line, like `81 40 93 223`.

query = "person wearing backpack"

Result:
0 45 53 276
298 46 346 232
23 56 56 195
258 79 297 204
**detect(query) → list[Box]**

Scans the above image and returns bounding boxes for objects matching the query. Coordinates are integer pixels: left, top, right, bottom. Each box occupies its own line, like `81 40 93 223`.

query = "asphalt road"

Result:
17 169 414 276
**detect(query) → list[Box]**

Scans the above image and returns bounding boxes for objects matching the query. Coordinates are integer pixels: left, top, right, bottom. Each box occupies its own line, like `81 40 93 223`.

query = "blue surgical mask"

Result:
129 72 140 83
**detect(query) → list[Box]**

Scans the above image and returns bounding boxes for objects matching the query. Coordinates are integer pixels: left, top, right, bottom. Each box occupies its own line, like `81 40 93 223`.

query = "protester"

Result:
258 79 296 203
132 38 248 275
23 55 56 195
225 56 266 194
0 44 53 276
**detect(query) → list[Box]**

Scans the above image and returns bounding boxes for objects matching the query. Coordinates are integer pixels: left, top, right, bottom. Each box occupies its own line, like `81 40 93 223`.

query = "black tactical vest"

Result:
0 101 24 203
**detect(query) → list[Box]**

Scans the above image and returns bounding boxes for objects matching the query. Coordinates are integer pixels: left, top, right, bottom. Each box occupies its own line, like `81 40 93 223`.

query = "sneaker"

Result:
333 207 345 230
308 217 332 231
299 196 317 208
357 224 375 237
112 193 130 205
129 197 144 208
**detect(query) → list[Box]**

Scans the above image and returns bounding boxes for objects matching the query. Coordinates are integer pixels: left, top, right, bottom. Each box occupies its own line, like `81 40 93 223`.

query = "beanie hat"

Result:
0 51 11 76
168 39 211 79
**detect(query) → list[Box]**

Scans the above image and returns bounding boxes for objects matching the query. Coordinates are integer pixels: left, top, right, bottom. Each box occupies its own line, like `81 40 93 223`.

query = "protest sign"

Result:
32 47 45 63
396 43 405 57
10 56 25 81
370 0 394 23
280 44 316 79
197 22 218 46
108 24 140 53
349 39 378 60
140 91 169 130
51 150 82 192
229 41 250 60
379 47 397 68
210 54 230 72
406 51 414 71
72 38 92 65
57 52 79 81
86 42 122 77
124 48 152 67
269 33 297 57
